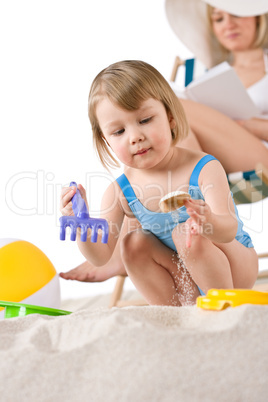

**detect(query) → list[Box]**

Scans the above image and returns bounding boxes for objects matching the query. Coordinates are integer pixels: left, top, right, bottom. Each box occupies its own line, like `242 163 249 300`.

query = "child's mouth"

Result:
135 148 151 156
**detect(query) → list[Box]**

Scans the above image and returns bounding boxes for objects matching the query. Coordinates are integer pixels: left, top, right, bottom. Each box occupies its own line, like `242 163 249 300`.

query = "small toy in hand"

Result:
159 191 191 213
59 182 109 243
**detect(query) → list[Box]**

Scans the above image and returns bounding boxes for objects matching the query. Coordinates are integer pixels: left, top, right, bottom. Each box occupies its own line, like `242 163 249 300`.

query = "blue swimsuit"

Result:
116 155 253 295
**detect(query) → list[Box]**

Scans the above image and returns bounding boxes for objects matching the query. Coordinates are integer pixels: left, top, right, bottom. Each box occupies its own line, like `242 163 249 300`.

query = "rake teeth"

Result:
102 232 109 243
80 225 89 242
59 225 66 241
59 216 67 241
90 224 98 243
70 225 77 241
89 220 109 243
99 221 109 243
59 216 109 243
59 216 77 242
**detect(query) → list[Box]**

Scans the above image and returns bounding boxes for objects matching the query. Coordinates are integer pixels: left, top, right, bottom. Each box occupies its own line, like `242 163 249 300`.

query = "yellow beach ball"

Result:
0 239 60 318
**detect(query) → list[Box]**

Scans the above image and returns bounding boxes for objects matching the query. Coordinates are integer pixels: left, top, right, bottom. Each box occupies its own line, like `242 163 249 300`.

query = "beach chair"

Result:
109 57 268 308
109 275 147 308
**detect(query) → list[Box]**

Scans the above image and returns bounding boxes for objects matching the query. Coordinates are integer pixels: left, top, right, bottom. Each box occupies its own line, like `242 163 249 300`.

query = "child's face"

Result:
211 9 258 52
96 97 176 170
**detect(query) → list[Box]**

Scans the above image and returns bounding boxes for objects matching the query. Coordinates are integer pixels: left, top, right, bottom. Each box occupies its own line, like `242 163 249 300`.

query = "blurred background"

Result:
1 0 267 300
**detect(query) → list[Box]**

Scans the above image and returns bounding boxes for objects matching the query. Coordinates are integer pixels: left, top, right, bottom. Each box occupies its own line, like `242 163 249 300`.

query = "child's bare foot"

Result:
59 260 127 282
60 261 103 282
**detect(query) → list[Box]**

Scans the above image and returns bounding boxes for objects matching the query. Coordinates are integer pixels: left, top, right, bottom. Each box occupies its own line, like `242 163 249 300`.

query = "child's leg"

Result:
172 223 258 293
215 241 258 289
121 229 200 306
173 224 233 293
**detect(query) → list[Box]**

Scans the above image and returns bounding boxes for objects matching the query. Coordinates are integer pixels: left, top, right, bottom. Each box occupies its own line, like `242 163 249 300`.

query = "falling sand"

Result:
169 210 196 306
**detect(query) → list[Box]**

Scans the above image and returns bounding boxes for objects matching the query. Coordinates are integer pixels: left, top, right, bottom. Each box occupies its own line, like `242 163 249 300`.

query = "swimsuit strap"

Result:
189 155 217 187
116 174 137 203
117 155 217 200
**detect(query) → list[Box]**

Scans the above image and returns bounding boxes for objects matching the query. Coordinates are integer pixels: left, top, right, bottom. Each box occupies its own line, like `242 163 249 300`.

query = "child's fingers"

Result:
77 183 86 195
77 184 89 209
61 201 75 216
185 199 206 215
60 184 89 216
185 218 201 248
61 187 76 206
186 208 206 225
186 226 192 248
77 184 88 202
61 185 76 197
60 186 76 215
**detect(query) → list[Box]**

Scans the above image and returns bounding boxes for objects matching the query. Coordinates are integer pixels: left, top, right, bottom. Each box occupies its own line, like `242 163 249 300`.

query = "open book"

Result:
172 62 259 120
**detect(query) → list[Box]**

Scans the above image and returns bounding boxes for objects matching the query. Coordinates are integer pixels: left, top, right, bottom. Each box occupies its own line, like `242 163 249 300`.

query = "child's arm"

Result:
185 160 238 245
60 181 125 266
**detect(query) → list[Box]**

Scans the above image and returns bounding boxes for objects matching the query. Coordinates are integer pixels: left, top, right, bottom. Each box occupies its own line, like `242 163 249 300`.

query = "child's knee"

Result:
188 235 209 257
172 224 209 256
121 229 150 263
172 224 186 250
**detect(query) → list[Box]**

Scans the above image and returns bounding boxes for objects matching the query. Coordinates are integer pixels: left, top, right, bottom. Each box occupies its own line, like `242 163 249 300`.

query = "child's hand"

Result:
184 199 211 248
60 184 88 216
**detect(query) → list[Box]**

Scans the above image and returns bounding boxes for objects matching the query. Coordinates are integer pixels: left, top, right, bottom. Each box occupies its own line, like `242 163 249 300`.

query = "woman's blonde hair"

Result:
207 6 268 62
88 60 189 169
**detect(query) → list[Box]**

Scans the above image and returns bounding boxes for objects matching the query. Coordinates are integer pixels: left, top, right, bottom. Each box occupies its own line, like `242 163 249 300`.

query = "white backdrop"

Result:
1 0 267 300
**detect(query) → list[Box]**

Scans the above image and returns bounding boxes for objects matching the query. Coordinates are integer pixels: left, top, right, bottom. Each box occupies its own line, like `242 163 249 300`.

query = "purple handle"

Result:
70 182 89 219
60 181 109 243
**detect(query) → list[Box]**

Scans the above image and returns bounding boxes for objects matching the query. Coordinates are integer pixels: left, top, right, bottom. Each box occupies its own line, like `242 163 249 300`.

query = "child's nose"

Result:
129 129 144 144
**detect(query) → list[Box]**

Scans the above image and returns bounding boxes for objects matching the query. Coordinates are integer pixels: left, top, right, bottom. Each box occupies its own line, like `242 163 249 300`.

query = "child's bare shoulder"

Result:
174 147 207 168
101 180 124 211
183 148 207 161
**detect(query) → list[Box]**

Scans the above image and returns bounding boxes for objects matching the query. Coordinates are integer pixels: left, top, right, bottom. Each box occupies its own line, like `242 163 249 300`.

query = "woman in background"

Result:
166 0 268 173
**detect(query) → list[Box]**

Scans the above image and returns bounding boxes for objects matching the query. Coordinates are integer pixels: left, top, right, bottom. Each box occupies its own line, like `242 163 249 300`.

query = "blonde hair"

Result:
255 14 268 48
207 6 268 62
88 60 189 169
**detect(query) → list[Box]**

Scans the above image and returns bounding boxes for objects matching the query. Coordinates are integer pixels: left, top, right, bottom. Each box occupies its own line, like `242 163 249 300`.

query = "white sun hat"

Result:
165 0 268 68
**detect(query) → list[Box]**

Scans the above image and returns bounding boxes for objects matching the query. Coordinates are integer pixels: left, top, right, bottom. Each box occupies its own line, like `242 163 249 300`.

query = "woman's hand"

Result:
184 199 212 248
60 184 88 216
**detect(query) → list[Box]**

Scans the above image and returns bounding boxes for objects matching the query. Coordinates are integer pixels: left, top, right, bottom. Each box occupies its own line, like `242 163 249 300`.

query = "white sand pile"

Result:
0 299 267 402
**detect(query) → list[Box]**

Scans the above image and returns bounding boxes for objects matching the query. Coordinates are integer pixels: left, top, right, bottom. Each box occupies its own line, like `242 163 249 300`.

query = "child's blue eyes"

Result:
114 129 125 136
112 117 152 136
140 117 152 124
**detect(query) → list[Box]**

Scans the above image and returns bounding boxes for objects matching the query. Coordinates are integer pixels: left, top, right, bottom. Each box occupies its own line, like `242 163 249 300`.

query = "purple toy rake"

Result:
59 182 109 243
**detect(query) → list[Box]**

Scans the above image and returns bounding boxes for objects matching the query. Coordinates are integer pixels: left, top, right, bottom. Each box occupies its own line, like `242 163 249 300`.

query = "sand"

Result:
0 293 267 402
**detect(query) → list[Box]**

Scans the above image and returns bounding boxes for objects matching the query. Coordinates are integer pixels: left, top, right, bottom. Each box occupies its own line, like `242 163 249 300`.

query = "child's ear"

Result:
168 112 176 130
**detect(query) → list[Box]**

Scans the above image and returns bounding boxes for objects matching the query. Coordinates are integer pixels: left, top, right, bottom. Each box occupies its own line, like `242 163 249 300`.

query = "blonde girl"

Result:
60 60 258 306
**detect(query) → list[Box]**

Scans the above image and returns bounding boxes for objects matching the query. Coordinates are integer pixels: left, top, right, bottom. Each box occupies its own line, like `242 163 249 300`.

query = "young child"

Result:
60 60 258 306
